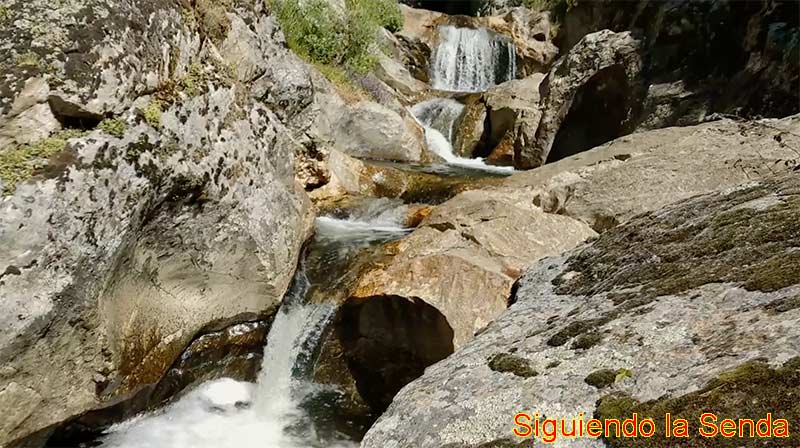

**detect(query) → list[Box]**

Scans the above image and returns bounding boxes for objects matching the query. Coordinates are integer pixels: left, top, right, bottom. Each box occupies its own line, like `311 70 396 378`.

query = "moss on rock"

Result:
143 100 164 128
585 368 632 389
0 130 86 194
488 353 538 378
98 118 127 138
595 359 800 447
548 176 800 342
571 332 603 350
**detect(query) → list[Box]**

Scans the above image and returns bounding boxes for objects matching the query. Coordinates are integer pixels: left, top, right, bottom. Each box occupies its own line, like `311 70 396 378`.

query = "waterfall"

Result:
410 98 513 173
430 25 517 92
410 98 465 144
100 203 413 448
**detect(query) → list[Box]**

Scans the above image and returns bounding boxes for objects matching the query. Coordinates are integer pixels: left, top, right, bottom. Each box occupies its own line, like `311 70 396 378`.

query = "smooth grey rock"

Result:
362 174 800 448
503 114 800 231
330 99 428 162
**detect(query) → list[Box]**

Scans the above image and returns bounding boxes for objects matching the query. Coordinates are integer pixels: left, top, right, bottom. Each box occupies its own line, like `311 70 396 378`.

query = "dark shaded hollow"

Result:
547 64 632 163
336 295 455 412
409 0 482 16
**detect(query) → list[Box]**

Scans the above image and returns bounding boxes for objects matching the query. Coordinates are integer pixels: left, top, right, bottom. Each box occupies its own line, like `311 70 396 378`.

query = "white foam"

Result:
410 99 515 174
314 197 413 240
101 303 353 448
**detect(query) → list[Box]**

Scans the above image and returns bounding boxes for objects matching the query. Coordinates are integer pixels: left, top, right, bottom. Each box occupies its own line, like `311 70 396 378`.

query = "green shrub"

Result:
273 0 403 75
351 0 404 33
274 0 348 66
143 100 164 129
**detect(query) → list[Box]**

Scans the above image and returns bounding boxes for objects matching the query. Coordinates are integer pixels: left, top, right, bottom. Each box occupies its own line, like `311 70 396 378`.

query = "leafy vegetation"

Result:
0 5 11 23
272 0 403 76
0 130 86 194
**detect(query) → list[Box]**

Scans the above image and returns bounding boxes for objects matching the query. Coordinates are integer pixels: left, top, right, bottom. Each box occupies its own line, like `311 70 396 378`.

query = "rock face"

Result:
333 100 429 162
329 189 596 413
515 30 643 168
558 0 800 127
362 174 800 448
484 7 559 76
303 92 431 164
483 73 544 164
326 114 800 422
342 116 800 347
450 74 544 163
0 0 315 445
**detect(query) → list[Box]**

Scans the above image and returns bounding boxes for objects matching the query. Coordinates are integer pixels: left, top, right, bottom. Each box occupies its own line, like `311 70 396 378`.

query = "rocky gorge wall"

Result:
0 0 798 445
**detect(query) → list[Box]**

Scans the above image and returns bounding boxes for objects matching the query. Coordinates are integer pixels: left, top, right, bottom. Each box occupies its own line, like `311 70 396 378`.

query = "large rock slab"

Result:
483 73 545 164
350 189 597 348
503 114 800 231
306 93 431 163
363 174 800 448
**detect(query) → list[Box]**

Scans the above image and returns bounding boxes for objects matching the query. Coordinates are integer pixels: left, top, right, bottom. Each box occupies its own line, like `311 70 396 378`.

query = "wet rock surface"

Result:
349 188 597 348
362 174 800 448
46 320 271 446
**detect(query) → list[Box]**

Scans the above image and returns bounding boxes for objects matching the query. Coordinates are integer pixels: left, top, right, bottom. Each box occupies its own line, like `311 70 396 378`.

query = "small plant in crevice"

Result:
99 118 127 138
143 100 164 129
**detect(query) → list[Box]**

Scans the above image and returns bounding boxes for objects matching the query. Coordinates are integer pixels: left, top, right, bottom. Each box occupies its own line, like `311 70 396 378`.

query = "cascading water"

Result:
410 98 513 173
410 98 465 144
100 200 412 448
430 25 517 92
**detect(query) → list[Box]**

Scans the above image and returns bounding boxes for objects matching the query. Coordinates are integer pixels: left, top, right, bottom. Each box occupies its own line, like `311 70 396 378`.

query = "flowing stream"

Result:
430 25 517 92
100 200 412 448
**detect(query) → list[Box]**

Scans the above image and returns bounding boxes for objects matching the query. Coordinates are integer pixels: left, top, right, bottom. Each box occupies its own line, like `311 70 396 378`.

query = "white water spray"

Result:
430 25 517 92
100 203 413 448
410 98 513 173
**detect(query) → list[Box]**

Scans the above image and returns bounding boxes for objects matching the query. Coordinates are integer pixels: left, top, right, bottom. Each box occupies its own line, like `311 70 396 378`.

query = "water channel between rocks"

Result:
92 21 519 448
